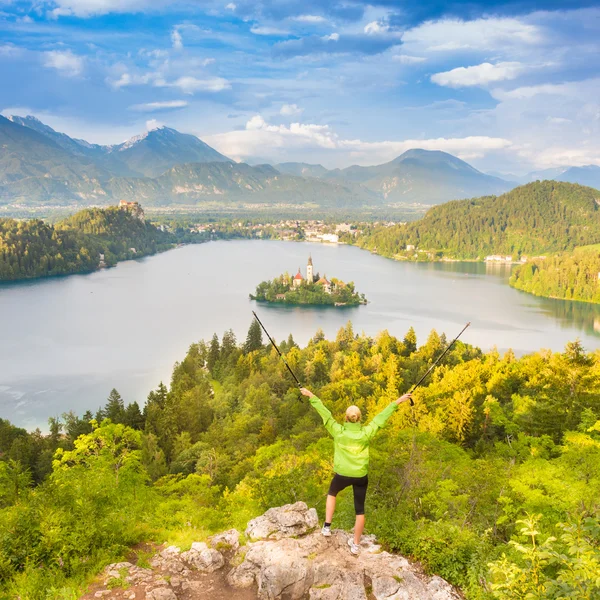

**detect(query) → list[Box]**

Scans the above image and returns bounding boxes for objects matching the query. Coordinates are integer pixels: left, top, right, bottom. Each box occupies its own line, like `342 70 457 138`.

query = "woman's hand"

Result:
395 393 413 405
300 387 315 398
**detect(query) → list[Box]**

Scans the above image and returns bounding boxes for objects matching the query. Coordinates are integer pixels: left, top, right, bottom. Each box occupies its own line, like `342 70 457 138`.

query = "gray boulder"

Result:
181 541 225 572
245 501 319 541
209 528 241 552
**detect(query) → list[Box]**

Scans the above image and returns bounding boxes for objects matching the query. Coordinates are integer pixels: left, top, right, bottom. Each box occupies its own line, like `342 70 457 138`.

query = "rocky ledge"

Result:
83 502 461 600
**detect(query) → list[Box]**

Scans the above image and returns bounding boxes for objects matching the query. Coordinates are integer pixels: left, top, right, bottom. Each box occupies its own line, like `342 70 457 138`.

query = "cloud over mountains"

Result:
1 1 599 173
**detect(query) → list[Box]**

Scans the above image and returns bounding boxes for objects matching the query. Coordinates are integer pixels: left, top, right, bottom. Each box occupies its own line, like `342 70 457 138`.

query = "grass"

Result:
160 526 211 551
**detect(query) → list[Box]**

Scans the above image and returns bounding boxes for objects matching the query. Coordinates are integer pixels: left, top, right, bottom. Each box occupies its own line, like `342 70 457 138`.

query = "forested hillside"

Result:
353 181 600 260
1 323 599 598
511 246 600 303
0 206 172 281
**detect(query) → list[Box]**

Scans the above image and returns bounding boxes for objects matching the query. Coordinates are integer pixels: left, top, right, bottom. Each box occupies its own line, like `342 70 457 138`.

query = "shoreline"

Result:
2 233 594 309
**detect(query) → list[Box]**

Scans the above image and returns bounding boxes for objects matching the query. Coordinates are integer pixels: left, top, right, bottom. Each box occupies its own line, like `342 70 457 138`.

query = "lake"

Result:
2 240 600 430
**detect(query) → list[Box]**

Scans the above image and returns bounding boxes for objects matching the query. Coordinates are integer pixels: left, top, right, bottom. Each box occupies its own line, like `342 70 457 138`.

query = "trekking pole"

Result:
252 311 303 392
407 322 471 406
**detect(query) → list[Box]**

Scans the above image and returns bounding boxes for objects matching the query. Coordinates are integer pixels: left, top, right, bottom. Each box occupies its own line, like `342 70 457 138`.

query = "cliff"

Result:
82 502 460 600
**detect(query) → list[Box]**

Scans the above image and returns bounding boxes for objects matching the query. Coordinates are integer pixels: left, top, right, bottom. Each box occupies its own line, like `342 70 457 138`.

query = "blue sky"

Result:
1 1 599 174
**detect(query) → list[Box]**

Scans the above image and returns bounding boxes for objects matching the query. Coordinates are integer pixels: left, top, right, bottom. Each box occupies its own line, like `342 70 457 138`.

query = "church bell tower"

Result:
307 255 314 283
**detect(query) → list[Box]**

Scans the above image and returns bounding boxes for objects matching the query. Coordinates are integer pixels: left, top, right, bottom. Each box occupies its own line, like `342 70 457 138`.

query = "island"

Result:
250 255 367 306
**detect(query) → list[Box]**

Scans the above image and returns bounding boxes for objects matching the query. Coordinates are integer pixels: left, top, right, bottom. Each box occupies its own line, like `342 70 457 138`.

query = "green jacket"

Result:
309 396 398 477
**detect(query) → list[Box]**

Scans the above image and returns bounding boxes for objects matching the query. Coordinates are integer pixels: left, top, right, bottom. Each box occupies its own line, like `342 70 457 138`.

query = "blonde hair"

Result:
346 405 362 423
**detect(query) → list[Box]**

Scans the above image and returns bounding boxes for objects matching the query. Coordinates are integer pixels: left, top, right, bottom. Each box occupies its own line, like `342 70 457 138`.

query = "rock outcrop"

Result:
83 502 461 600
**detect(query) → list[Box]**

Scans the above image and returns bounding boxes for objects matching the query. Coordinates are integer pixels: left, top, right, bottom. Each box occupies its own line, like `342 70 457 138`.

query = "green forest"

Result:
1 322 599 599
511 246 600 304
350 181 600 260
0 207 173 281
251 274 366 306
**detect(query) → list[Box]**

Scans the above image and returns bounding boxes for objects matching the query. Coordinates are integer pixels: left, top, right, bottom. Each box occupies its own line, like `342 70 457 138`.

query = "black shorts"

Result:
327 473 369 515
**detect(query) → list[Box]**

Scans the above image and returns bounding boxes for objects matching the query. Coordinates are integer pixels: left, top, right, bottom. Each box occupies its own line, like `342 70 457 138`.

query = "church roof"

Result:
294 269 303 280
316 275 330 285
307 255 313 266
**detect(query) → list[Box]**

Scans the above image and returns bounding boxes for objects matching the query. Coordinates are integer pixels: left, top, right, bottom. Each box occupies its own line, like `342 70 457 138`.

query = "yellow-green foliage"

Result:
511 248 600 304
352 181 600 260
1 323 600 599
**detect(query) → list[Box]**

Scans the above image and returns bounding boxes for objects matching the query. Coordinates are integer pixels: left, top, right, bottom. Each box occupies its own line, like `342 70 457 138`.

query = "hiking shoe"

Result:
321 525 332 537
347 538 360 555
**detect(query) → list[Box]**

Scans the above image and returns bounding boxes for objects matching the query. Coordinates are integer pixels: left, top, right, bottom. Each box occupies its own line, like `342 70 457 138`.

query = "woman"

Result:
300 387 412 555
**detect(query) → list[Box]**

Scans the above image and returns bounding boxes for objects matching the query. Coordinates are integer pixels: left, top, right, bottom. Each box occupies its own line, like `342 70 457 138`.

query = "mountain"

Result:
324 149 513 204
486 170 521 183
105 162 376 207
109 126 231 177
9 117 231 178
0 116 371 206
518 165 600 190
8 115 144 178
0 116 520 207
355 181 600 259
274 162 330 178
524 167 569 182
7 115 104 158
556 165 600 190
0 115 111 203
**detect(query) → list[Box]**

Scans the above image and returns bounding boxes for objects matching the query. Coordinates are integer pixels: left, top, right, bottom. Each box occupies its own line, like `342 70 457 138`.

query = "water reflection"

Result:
531 294 600 340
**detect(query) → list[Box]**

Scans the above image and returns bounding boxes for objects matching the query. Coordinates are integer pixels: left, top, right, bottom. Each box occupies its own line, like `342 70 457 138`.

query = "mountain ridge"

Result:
1 115 523 207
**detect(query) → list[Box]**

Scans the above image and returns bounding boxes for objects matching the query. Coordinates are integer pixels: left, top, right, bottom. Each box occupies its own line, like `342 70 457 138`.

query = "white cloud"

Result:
225 2 236 10
146 119 164 131
250 25 289 36
364 21 389 35
130 100 188 112
280 103 303 116
491 82 574 100
159 76 231 94
392 54 426 65
323 33 339 41
43 50 84 77
204 115 512 164
431 62 524 88
171 28 183 50
107 70 160 89
292 15 326 23
45 0 163 18
0 44 20 57
403 17 541 52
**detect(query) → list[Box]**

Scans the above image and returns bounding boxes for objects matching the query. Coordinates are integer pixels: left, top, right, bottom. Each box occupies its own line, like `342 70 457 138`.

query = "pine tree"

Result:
207 333 221 373
403 327 417 354
104 389 126 423
221 329 237 360
123 402 145 430
244 319 263 353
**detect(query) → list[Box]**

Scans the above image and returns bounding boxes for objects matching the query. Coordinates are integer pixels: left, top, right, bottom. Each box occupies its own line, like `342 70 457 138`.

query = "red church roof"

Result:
294 269 303 280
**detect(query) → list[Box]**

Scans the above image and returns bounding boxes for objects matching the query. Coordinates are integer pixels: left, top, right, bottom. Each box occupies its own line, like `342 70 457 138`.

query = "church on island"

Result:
250 255 366 306
293 256 332 294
